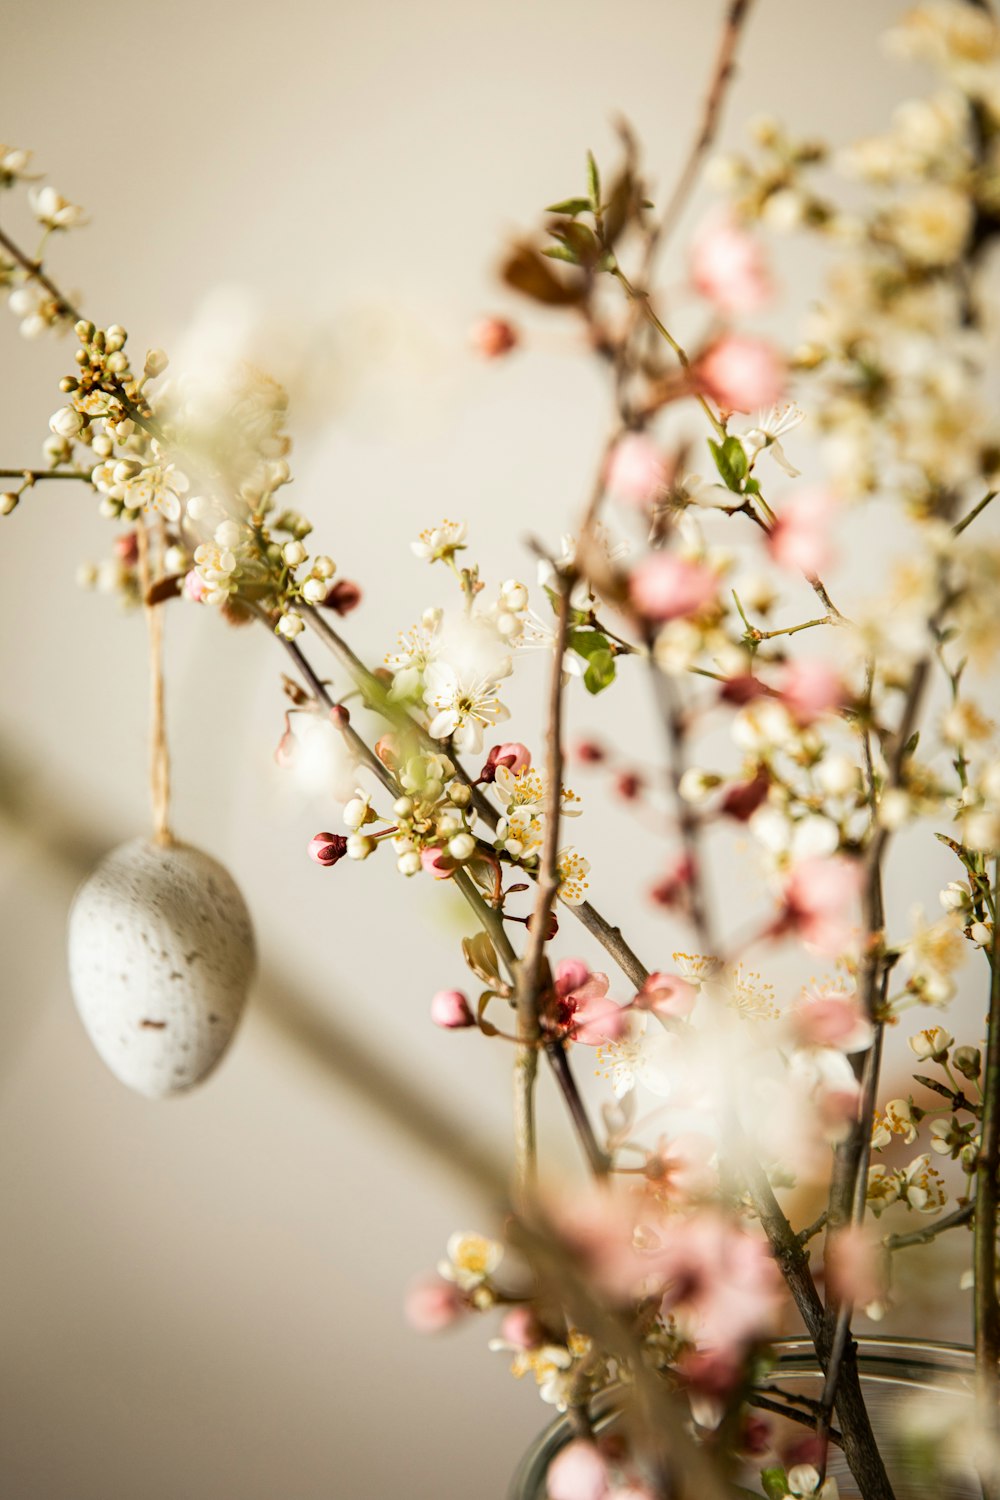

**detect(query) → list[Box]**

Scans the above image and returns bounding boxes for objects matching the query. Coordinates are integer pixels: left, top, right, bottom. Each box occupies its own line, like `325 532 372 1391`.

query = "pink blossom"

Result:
308 831 349 867
420 847 454 880
183 568 207 603
404 1277 466 1333
431 988 475 1029
778 856 863 955
789 986 873 1053
689 210 772 316
656 1213 783 1353
482 741 532 781
634 972 696 1020
115 530 139 565
374 733 400 770
547 1441 610 1500
696 336 784 414
776 659 846 723
553 960 628 1045
497 1305 542 1351
605 433 668 509
629 553 718 622
470 316 519 359
767 487 839 577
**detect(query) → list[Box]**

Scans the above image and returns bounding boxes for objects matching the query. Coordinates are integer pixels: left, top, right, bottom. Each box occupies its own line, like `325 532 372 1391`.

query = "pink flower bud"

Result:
615 771 643 801
547 1440 611 1500
183 568 207 603
328 703 351 729
375 734 400 769
697 335 784 414
574 739 605 764
481 742 532 782
308 831 349 867
431 988 475 1029
498 1305 542 1350
719 674 768 707
323 579 362 615
274 721 297 767
404 1278 466 1333
420 846 454 880
470 316 519 359
629 553 717 622
604 433 667 508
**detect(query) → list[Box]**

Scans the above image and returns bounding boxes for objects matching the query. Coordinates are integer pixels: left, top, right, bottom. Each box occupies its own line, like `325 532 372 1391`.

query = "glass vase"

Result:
508 1338 979 1499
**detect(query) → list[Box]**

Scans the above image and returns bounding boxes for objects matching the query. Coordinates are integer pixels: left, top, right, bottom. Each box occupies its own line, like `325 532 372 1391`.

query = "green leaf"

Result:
542 242 581 264
545 196 591 217
566 628 610 660
602 169 634 247
586 151 601 214
584 651 616 694
760 1469 790 1500
708 435 749 492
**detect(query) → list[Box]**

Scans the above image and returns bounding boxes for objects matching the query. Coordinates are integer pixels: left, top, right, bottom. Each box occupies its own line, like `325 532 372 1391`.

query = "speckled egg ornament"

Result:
68 837 255 1098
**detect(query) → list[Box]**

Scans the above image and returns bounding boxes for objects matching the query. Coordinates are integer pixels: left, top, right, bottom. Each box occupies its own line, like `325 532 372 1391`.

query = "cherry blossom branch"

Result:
884 1200 974 1253
0 224 83 323
512 578 572 1193
974 858 1000 1495
0 467 91 482
642 0 756 257
299 588 652 989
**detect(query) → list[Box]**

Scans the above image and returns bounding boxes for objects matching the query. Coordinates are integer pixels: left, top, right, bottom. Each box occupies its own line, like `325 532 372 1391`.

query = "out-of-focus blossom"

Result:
777 857 862 955
633 971 697 1020
629 553 718 622
404 1277 467 1333
767 488 839 576
788 985 874 1053
696 336 785 414
690 209 772 315
546 1441 610 1500
605 433 668 508
438 1230 503 1291
776 659 846 723
470 316 519 358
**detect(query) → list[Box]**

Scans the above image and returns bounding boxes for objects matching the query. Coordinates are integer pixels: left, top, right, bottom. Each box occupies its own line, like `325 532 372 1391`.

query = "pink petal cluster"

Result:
696 335 784 414
779 856 863 956
767 487 839 577
553 959 628 1045
646 1132 717 1202
431 988 475 1029
497 1305 542 1351
633 971 696 1020
629 553 718 623
689 210 772 315
420 846 455 880
605 433 668 509
404 1277 466 1333
656 1213 783 1353
776 659 846 723
789 986 873 1053
547 1442 611 1500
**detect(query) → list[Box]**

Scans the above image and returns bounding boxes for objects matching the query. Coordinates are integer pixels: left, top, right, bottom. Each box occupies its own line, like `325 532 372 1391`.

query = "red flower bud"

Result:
308 832 349 867
470 316 518 359
323 579 362 615
430 989 475 1029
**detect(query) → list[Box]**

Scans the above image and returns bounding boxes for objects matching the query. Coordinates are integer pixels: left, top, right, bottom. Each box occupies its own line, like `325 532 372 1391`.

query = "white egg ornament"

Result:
68 837 256 1098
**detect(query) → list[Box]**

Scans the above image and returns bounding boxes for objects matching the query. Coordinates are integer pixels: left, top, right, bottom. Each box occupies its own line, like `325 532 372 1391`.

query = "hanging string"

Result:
135 517 173 846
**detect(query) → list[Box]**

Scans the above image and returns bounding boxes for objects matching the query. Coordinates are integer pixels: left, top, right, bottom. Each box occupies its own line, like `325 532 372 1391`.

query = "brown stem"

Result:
884 1200 974 1253
975 857 1000 1499
0 224 83 323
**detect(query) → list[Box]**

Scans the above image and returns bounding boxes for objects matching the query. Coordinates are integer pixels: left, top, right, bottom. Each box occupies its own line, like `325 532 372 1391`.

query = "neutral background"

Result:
0 3 988 1497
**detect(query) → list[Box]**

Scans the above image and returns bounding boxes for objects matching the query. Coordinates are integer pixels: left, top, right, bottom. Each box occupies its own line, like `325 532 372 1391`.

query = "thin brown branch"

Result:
975 857 1000 1498
884 1199 974 1253
0 224 83 324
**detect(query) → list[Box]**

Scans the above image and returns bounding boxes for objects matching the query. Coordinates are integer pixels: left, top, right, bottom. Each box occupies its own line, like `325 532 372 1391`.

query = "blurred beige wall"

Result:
0 2 975 1497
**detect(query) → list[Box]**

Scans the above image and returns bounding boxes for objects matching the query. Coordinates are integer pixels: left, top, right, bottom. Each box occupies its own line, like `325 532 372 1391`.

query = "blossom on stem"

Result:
551 960 627 1045
425 657 512 754
437 1231 503 1291
775 856 862 956
604 433 668 508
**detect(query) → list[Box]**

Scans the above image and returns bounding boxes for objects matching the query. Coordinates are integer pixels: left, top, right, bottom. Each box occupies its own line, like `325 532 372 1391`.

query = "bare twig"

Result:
884 1200 974 1253
0 224 83 324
